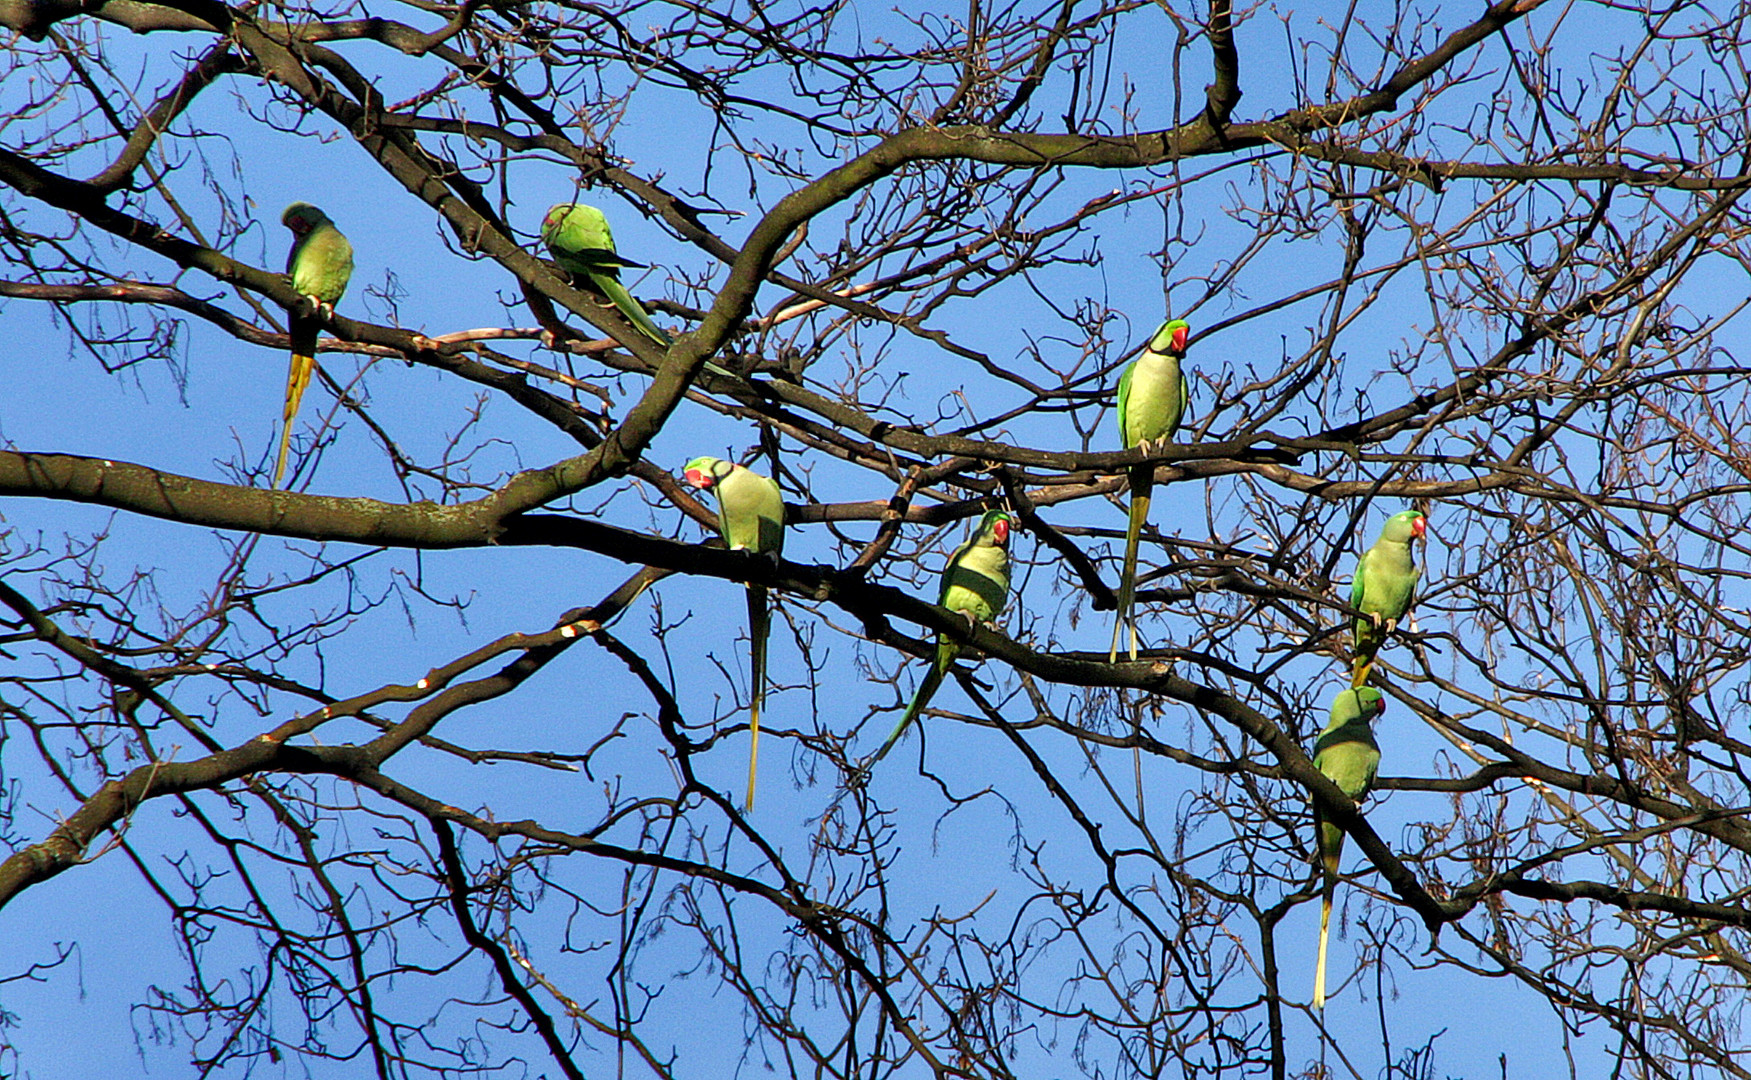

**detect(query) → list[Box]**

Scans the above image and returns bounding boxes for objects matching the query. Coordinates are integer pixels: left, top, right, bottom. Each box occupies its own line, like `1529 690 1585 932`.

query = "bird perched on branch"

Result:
1312 684 1385 1010
1110 318 1190 663
275 202 353 487
1349 509 1427 686
683 455 785 812
860 510 1015 779
542 202 671 347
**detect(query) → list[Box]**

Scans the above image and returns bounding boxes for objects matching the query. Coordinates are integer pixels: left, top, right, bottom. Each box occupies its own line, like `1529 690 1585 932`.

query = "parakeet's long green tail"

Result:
588 270 671 347
745 584 768 813
275 321 318 488
864 642 952 775
1313 822 1342 1010
1109 465 1153 663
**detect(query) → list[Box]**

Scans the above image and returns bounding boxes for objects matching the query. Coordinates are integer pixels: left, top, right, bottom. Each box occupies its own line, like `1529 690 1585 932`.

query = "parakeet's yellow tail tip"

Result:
272 425 294 488
744 698 761 814
1313 895 1333 1010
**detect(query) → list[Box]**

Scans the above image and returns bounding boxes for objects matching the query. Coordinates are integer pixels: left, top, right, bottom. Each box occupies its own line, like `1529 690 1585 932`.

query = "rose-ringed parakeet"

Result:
862 510 1015 777
1350 509 1427 686
542 203 672 348
1311 685 1385 1010
1110 319 1190 663
683 456 785 812
275 202 353 488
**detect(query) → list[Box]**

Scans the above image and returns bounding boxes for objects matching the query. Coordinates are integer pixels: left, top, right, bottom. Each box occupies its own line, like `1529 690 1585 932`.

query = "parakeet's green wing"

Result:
1349 549 1372 611
1115 361 1135 445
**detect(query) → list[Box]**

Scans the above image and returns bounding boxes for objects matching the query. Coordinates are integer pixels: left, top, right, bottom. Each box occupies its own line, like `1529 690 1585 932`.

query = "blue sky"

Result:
4 1 1742 1077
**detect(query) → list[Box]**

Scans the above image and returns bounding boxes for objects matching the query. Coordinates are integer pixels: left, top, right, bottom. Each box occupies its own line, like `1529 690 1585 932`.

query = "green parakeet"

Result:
275 202 353 488
1311 685 1385 1010
542 203 671 347
863 510 1015 776
683 456 785 812
1350 509 1427 685
1110 319 1190 663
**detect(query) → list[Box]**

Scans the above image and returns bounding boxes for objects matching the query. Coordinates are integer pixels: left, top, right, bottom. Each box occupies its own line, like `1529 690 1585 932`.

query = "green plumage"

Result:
542 203 671 347
276 202 353 487
1110 319 1190 663
1349 509 1427 685
865 510 1015 774
1312 685 1385 1010
684 456 785 811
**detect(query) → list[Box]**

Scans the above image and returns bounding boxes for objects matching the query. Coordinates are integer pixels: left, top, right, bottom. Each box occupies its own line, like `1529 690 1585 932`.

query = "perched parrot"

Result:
542 203 671 347
275 202 353 488
862 510 1015 776
1349 509 1428 686
1311 685 1386 1010
683 456 785 812
1110 319 1190 663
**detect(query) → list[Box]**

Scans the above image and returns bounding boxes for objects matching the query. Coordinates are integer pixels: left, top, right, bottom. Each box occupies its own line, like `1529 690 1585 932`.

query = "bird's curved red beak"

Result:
1412 514 1428 540
993 518 1010 545
1171 324 1189 354
684 469 711 489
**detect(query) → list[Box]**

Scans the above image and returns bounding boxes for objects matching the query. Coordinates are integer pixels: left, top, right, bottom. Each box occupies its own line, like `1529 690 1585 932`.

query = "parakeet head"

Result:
1383 509 1427 543
541 202 612 246
282 202 333 236
682 456 734 490
1332 686 1387 725
1148 319 1191 357
974 510 1015 547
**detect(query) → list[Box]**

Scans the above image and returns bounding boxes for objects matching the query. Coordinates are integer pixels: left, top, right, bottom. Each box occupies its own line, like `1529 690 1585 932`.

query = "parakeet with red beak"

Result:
1110 318 1190 663
542 203 671 347
275 202 353 487
1311 685 1385 1010
683 456 784 811
1350 509 1428 685
863 510 1015 775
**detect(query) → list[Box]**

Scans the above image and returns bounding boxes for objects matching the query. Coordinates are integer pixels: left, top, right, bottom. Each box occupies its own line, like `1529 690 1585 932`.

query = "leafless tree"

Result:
4 0 1751 1077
